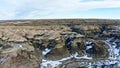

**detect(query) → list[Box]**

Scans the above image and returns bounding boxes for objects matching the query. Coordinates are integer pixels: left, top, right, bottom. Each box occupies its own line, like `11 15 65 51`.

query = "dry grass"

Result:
0 26 43 29
0 19 118 26
0 25 71 31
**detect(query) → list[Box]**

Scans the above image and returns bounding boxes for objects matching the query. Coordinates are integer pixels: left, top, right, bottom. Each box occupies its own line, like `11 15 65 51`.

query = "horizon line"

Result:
0 18 120 21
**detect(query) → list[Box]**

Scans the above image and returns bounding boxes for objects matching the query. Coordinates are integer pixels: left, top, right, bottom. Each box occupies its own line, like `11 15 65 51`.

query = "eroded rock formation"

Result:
0 19 119 68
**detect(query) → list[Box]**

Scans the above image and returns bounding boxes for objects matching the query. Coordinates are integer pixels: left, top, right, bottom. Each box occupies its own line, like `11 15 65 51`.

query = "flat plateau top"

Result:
0 19 119 26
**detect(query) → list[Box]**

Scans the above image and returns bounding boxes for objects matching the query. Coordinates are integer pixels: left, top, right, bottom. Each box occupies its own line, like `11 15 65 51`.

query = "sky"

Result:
0 0 120 20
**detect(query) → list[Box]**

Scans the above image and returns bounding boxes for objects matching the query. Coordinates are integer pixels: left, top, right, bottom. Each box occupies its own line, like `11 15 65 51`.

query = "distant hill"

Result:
0 19 119 26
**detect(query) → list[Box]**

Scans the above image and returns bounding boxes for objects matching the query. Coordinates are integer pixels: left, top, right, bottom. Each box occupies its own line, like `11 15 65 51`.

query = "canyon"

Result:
0 19 120 68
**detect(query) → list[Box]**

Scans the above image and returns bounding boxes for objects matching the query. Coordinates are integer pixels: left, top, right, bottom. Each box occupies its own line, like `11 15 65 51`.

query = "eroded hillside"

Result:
0 19 120 68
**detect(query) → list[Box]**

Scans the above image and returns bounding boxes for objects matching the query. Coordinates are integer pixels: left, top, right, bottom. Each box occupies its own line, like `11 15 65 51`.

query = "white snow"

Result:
96 61 103 66
42 48 51 56
114 49 119 56
105 38 120 60
41 59 62 68
85 41 93 50
60 56 72 61
77 55 92 59
40 56 73 68
103 35 120 66
96 66 102 68
117 62 120 67
71 52 92 59
103 30 107 34
109 60 118 65
19 45 23 48
70 52 92 59
40 26 120 68
40 55 73 68
86 46 92 50
86 41 92 44
41 52 92 68
72 52 78 58
105 37 114 42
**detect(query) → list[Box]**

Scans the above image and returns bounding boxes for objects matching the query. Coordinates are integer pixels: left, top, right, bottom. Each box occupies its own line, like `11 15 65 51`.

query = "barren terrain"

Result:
0 19 120 68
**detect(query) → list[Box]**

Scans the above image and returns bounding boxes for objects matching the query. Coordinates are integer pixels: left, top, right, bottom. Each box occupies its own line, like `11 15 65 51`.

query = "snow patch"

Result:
19 45 23 48
41 52 92 68
41 59 62 68
86 46 92 50
77 55 92 59
86 41 92 45
42 48 51 56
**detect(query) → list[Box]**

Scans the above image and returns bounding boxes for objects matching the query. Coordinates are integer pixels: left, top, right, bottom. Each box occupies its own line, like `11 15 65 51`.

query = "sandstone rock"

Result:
76 34 85 38
7 35 27 42
0 43 40 68
66 62 81 68
45 47 70 60
0 22 118 68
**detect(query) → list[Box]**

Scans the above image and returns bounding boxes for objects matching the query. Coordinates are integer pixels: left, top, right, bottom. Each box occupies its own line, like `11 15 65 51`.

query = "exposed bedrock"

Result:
0 24 119 68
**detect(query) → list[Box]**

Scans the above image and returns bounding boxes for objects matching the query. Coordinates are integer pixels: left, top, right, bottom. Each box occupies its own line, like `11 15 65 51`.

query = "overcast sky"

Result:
0 0 120 20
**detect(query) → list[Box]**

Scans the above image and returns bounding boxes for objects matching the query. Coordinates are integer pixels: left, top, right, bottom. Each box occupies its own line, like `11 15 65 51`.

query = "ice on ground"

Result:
19 45 23 48
71 52 92 59
106 38 114 42
41 59 62 68
86 41 92 45
42 48 51 56
117 62 120 67
86 45 92 50
103 30 107 34
72 52 78 58
41 54 73 68
96 66 102 68
41 56 73 68
41 52 92 68
60 56 72 61
77 55 92 59
104 40 112 48
104 60 118 65
85 41 93 50
105 37 120 60
114 49 119 56
41 30 120 68
104 36 120 66
88 63 92 68
109 60 118 65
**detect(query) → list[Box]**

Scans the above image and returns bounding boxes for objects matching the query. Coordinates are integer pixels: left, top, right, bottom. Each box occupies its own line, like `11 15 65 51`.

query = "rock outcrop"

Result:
0 19 119 68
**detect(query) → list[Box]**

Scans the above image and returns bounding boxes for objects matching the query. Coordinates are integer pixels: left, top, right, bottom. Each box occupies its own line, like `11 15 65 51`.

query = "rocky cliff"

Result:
0 19 120 68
